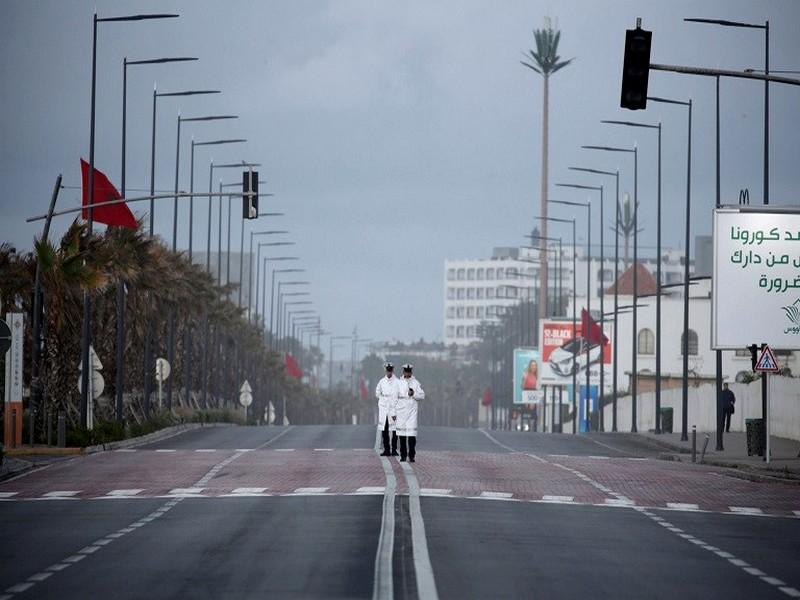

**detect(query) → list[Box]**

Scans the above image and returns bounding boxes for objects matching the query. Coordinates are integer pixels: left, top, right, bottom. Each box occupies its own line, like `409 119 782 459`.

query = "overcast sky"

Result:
2 0 799 344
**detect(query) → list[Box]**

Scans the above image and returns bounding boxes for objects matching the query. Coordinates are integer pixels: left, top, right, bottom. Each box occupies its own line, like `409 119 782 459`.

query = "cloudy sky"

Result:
2 0 799 343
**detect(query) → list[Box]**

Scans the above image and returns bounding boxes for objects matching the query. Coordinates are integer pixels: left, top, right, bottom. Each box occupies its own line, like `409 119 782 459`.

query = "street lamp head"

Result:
98 13 179 22
582 145 635 154
253 230 289 235
569 166 617 176
213 162 261 168
602 119 659 130
259 241 295 247
180 114 238 122
555 183 602 191
684 17 765 29
194 138 247 146
275 269 305 274
127 56 197 65
647 96 691 107
156 89 220 97
549 199 589 208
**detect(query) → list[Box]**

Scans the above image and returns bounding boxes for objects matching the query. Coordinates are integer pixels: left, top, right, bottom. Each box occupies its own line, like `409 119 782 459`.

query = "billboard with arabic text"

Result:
713 208 800 350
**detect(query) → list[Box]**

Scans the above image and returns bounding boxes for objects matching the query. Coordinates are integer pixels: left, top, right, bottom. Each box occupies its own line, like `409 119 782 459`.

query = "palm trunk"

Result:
537 74 549 327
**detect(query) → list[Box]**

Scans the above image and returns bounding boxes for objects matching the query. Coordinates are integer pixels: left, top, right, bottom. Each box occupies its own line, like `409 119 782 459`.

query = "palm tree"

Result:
522 18 572 325
614 192 642 269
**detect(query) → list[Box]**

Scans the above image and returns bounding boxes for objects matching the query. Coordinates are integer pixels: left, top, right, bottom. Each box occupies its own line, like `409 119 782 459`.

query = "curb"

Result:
655 452 800 486
0 457 36 482
83 422 234 454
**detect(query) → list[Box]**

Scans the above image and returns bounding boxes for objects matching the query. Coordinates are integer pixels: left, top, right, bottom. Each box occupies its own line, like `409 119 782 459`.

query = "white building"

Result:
443 242 693 346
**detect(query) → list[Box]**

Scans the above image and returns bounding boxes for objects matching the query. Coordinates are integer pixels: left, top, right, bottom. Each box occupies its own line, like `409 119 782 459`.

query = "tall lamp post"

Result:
648 96 693 442
569 166 621 430
81 10 180 429
254 242 296 325
329 335 351 389
556 182 605 431
269 273 306 349
118 55 198 420
550 199 592 432
247 230 290 320
536 215 577 433
583 144 638 432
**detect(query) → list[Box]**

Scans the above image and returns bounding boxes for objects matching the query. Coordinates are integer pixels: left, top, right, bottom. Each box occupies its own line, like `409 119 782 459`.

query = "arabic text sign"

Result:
712 208 800 350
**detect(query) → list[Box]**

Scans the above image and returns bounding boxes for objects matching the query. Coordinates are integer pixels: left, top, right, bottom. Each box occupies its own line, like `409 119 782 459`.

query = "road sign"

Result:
78 345 103 371
240 380 252 394
239 392 253 407
77 370 105 398
755 345 780 373
0 319 11 355
155 358 171 382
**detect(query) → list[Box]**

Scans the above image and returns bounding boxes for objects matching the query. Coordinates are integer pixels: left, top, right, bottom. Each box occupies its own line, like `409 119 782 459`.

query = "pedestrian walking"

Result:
396 364 425 462
721 383 736 433
375 362 399 456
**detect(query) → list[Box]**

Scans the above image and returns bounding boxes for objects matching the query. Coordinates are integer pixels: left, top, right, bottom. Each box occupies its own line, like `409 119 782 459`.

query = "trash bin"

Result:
745 418 765 456
659 407 674 434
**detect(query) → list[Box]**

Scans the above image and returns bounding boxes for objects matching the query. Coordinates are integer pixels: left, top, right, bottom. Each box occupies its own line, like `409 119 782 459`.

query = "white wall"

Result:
603 376 800 441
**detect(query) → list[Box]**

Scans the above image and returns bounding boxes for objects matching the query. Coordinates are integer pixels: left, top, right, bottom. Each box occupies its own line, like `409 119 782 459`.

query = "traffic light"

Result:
747 344 759 370
242 169 258 219
620 21 652 110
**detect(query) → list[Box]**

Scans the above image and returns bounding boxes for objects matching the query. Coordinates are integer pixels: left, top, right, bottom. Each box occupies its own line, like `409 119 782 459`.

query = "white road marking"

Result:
313 448 334 452
780 587 800 598
27 572 52 582
155 449 176 453
401 462 440 600
729 506 763 515
274 448 294 452
542 495 575 503
480 491 513 499
5 583 34 593
420 488 451 496
744 567 767 576
762 576 786 586
168 487 204 496
794 510 800 517
78 546 101 554
230 487 269 494
372 437 397 600
587 455 610 460
293 487 329 494
0 492 17 498
666 502 700 511
357 486 386 494
46 564 70 572
235 449 255 452
107 489 144 497
63 555 86 563
195 449 217 453
478 429 519 453
43 491 80 498
114 449 137 453
605 498 635 506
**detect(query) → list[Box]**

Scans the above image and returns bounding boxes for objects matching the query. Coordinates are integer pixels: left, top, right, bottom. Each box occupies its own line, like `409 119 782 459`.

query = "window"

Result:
456 326 465 338
507 287 518 299
638 328 655 355
681 329 698 355
447 268 455 281
457 288 465 299
457 307 465 318
477 268 485 280
447 287 455 300
496 287 505 299
457 268 465 280
487 287 495 299
467 326 476 338
467 268 475 281
467 288 476 299
446 326 454 337
477 306 485 318
446 307 455 318
487 306 496 317
467 306 475 318
598 268 613 281
486 268 495 280
476 288 485 299
506 267 517 279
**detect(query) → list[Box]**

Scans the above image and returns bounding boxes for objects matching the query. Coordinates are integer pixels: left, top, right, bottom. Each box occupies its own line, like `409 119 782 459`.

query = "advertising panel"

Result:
713 207 800 349
539 319 612 387
513 348 543 405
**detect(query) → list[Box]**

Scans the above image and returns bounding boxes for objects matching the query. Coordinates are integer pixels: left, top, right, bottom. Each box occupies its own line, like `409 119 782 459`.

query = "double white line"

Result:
372 431 439 600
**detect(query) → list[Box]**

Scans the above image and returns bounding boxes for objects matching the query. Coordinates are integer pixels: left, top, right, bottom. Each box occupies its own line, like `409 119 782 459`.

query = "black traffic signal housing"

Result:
243 169 259 219
620 22 652 110
747 344 759 371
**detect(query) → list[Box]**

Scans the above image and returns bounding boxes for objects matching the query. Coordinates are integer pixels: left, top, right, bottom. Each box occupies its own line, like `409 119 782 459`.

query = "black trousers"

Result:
399 435 416 460
724 411 732 433
382 418 397 453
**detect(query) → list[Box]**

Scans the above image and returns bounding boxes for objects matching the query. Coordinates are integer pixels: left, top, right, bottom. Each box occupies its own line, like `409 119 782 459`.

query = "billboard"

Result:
713 207 800 350
539 319 612 387
513 348 543 405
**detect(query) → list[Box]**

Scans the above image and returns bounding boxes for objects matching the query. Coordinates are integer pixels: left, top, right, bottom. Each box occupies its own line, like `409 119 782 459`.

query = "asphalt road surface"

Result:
2 425 799 599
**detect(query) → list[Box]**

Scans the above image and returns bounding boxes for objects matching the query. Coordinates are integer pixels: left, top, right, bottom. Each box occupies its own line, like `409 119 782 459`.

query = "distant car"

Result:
549 337 602 377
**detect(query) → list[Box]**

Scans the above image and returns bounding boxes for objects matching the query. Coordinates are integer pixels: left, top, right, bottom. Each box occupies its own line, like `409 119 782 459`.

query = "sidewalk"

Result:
639 430 800 480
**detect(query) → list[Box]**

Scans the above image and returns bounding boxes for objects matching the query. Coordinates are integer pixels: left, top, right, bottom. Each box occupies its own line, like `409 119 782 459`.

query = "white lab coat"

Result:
375 375 399 432
395 376 425 437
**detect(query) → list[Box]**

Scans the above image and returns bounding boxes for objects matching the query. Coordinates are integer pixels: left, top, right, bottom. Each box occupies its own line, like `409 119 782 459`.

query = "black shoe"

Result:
380 451 391 457
409 457 415 463
391 451 399 456
400 457 407 462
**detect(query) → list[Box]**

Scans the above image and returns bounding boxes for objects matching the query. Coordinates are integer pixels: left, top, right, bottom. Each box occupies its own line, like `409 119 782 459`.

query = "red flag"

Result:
359 375 369 401
481 386 492 406
80 159 138 229
284 353 302 378
581 308 609 345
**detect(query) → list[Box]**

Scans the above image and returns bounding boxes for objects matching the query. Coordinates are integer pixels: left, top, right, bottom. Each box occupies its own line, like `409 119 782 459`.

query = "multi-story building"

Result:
443 241 694 346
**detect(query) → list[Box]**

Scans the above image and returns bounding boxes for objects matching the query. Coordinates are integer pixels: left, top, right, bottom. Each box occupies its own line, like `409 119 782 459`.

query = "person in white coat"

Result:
396 364 425 462
375 362 400 456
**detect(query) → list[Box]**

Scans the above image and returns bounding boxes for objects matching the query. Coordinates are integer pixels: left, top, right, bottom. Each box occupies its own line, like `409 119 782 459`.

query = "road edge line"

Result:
401 462 439 600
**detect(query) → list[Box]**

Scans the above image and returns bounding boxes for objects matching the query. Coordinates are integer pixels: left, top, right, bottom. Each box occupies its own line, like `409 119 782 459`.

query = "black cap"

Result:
402 363 413 373
384 362 394 371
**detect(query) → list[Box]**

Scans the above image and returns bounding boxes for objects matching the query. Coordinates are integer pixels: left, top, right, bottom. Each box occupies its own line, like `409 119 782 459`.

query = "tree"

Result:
521 18 573 326
614 192 641 269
